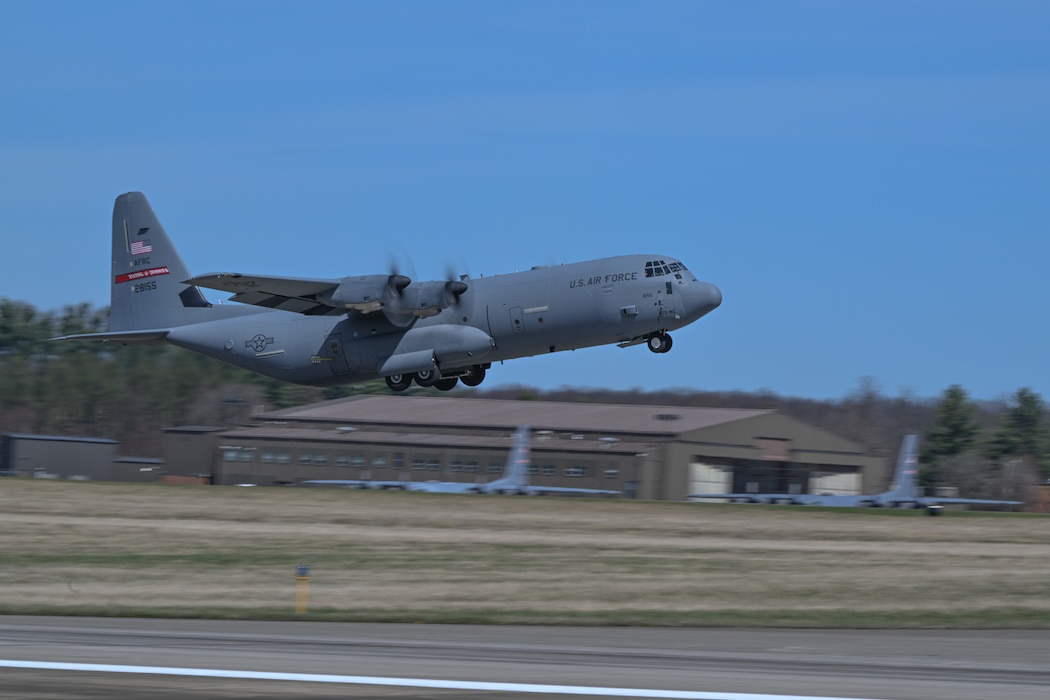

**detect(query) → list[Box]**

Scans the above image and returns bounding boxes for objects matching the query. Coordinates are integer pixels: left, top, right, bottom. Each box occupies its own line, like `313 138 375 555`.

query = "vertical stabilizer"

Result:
109 192 214 331
485 426 531 493
883 434 920 499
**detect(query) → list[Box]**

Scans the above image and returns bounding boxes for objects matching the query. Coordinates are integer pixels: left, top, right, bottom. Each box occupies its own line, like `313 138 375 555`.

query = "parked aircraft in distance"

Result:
302 426 620 496
691 435 1024 515
56 193 722 392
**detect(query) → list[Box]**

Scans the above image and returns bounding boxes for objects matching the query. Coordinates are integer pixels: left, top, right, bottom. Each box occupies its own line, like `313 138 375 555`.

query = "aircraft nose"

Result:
688 281 722 318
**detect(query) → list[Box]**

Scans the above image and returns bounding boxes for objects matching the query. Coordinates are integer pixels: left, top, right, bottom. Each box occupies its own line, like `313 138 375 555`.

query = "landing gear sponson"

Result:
385 331 672 391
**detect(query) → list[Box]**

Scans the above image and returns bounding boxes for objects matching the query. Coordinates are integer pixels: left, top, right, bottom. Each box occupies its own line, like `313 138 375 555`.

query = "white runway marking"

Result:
0 659 882 700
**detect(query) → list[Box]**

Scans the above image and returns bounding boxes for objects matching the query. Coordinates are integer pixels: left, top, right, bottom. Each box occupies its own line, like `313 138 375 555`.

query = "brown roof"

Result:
264 396 771 437
219 426 652 455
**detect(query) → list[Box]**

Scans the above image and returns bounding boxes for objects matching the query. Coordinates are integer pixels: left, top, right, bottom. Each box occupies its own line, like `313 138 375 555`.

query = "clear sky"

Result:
1 2 1047 401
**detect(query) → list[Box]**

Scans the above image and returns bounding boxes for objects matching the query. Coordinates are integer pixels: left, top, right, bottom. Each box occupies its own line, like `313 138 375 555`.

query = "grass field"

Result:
1 479 1048 628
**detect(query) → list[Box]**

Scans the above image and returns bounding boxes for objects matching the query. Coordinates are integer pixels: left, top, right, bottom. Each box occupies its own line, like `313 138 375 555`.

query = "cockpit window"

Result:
644 260 666 277
645 259 690 279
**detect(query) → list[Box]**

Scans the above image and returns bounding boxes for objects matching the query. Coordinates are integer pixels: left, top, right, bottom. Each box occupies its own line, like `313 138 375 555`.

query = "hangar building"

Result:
0 434 161 482
164 396 885 500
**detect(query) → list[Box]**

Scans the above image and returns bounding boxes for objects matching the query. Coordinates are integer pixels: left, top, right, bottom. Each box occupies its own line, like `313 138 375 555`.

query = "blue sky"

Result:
1 2 1048 401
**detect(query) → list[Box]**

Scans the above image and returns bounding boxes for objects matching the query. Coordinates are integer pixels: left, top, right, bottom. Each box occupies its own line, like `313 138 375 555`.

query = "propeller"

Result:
441 279 468 306
387 273 411 296
442 259 470 307
328 258 469 327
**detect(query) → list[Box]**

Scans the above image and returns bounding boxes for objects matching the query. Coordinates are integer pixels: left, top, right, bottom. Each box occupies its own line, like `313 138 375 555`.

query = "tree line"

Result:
0 299 354 455
2 299 1047 500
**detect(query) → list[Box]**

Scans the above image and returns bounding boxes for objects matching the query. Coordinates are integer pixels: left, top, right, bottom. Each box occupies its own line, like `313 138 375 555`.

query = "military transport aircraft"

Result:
302 426 620 495
56 193 722 392
690 435 1023 514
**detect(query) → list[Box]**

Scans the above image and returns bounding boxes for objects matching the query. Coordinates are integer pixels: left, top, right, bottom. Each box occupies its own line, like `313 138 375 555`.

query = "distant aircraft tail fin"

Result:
484 426 531 493
882 434 920 500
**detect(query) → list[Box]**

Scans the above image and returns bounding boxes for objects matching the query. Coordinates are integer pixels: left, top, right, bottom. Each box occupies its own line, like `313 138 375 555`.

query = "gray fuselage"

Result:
166 254 721 386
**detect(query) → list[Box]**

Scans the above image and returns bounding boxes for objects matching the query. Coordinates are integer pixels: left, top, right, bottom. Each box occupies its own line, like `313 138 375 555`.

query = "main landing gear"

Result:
384 364 488 393
646 332 673 354
384 373 412 392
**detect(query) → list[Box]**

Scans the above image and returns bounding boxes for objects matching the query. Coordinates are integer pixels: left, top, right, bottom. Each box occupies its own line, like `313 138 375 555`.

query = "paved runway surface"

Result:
1 617 1048 699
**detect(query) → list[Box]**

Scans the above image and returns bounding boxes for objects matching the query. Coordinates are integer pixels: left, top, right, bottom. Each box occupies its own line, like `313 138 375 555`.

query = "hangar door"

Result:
688 460 731 496
809 469 861 496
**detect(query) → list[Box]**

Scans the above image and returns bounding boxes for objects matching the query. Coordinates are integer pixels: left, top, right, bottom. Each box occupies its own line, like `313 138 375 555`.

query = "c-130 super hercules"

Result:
58 193 722 391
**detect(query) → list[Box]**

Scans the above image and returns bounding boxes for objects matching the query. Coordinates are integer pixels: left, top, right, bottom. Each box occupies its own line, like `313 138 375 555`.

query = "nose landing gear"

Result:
646 332 673 354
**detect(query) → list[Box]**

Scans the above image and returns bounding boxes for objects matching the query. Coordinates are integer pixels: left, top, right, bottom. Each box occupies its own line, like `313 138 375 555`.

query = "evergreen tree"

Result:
985 388 1050 476
0 298 51 355
921 385 979 467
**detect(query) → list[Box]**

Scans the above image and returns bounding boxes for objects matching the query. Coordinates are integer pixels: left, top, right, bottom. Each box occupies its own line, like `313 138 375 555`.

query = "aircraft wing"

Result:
406 481 483 494
186 273 345 316
301 479 485 493
300 479 409 489
690 493 805 504
521 486 620 496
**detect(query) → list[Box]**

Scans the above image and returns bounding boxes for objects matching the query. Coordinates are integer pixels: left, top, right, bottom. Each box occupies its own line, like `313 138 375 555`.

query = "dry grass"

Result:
1 479 1048 627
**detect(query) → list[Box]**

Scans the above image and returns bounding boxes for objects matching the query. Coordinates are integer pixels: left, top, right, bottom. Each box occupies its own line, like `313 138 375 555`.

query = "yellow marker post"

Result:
295 564 310 614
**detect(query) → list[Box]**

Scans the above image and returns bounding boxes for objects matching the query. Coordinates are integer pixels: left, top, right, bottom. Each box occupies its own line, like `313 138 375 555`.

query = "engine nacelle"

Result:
384 280 468 325
326 275 468 327
326 274 411 312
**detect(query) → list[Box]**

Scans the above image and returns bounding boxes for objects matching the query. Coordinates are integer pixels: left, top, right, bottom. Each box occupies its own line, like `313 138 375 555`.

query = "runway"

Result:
0 617 1048 699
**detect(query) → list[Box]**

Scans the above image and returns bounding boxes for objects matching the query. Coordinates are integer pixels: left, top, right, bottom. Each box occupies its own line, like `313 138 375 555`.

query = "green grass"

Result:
2 478 1048 628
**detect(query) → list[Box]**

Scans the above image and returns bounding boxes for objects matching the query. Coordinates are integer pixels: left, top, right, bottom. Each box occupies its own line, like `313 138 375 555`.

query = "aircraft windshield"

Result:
644 259 690 280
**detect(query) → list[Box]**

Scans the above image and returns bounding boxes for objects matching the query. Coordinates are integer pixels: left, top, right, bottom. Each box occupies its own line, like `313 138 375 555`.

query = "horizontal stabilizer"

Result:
53 329 171 345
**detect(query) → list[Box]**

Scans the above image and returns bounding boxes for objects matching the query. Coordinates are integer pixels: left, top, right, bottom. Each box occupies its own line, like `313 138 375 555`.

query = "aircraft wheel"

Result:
434 377 459 391
385 374 411 392
647 332 672 354
413 369 437 387
460 365 486 387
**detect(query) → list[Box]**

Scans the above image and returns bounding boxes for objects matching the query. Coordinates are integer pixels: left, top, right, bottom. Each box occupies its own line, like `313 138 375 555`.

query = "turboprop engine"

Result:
327 274 410 312
324 274 468 327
